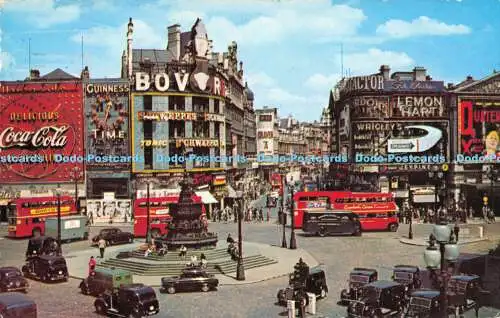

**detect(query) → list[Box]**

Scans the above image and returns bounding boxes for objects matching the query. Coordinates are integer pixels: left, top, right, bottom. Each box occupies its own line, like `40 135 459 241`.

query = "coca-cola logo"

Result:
0 126 69 149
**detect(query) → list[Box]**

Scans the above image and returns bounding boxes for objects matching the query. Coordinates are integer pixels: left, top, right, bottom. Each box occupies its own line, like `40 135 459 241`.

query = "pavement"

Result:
64 240 319 286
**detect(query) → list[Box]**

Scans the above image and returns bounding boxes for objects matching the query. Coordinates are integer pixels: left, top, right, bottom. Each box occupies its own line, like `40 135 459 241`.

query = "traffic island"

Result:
399 224 487 246
65 241 319 286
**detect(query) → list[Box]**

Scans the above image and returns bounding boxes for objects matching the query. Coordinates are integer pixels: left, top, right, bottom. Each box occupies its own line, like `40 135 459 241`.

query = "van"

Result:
44 215 88 242
80 267 133 296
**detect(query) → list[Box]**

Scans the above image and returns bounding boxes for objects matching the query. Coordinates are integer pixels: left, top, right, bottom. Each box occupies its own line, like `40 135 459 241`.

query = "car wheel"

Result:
320 288 327 299
41 274 47 282
108 240 114 246
353 224 362 236
201 284 209 292
318 228 326 237
128 236 134 243
389 223 398 232
95 303 105 314
129 308 143 318
81 284 89 295
167 286 176 294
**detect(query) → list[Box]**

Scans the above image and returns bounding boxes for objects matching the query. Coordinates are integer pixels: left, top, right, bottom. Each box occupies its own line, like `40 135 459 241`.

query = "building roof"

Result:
40 68 78 80
244 82 254 101
452 71 500 92
132 49 172 66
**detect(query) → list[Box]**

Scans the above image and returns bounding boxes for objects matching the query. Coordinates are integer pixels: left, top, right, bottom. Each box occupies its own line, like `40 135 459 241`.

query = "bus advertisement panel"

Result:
133 195 206 238
7 196 77 238
293 191 398 231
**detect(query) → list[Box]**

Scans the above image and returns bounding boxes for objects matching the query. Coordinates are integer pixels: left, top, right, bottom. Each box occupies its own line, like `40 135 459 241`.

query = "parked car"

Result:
94 283 159 317
392 265 422 292
80 267 133 296
404 289 441 318
22 255 68 282
447 274 489 317
161 267 218 294
277 266 328 306
302 210 362 237
91 228 134 246
0 292 37 318
25 236 59 259
0 267 29 293
347 280 407 318
340 268 378 304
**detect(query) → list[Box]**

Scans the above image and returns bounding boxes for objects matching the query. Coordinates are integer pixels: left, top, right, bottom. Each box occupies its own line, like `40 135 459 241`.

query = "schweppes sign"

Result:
30 206 71 215
175 139 222 148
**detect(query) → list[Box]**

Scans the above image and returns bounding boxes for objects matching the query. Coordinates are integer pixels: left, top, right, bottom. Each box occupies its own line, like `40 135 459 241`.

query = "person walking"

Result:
482 204 490 224
88 256 96 276
98 238 106 259
200 253 207 269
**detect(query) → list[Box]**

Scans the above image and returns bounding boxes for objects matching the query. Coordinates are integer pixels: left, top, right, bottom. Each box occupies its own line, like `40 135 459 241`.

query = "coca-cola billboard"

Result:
0 81 84 183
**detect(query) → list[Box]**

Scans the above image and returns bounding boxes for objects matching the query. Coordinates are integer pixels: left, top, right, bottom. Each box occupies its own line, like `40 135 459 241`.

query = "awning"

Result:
227 185 238 198
413 194 440 203
195 191 218 204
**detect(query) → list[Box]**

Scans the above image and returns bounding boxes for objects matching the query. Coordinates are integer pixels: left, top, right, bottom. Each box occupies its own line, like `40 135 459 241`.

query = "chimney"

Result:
80 66 90 80
425 75 432 81
127 17 134 79
167 24 181 61
447 83 454 89
29 69 40 79
413 67 426 81
379 65 390 80
466 75 473 81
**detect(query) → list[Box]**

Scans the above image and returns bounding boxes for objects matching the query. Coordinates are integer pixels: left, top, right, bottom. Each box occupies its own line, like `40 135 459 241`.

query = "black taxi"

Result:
392 265 421 292
94 283 159 317
447 274 488 316
347 280 406 318
22 255 68 282
302 210 362 237
0 267 29 293
25 236 58 259
404 289 441 318
277 267 328 306
340 268 378 304
0 292 37 318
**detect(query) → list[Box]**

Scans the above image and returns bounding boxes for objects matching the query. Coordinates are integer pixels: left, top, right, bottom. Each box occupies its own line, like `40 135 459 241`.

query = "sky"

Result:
1 0 500 121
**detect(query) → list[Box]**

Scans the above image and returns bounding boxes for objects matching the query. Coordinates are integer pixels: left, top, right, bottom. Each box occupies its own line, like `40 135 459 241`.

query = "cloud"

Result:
246 72 275 88
4 0 81 28
0 52 15 72
376 16 471 38
305 73 341 91
343 48 414 75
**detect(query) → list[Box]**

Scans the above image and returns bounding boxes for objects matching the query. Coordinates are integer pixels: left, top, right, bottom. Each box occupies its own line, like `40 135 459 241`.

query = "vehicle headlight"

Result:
33 251 37 254
8 282 13 286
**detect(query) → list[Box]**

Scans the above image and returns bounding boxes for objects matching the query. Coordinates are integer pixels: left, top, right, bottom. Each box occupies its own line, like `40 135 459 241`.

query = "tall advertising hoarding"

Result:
458 100 500 160
85 80 130 169
0 82 84 183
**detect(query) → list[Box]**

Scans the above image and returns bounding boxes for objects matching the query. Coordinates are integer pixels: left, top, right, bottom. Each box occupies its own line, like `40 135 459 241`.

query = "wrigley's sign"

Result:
134 71 226 97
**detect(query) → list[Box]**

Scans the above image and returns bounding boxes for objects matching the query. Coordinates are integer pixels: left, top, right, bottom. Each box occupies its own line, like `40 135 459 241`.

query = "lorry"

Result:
45 215 89 242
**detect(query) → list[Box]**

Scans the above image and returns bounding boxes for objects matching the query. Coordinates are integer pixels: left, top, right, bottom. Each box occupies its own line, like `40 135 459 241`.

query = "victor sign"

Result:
135 71 226 97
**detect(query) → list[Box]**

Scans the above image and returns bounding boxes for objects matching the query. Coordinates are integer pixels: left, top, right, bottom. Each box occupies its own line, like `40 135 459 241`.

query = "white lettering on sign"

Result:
64 219 81 229
136 72 150 91
341 76 384 94
134 72 225 96
92 130 125 140
395 96 443 118
154 72 169 92
174 72 189 92
0 126 69 149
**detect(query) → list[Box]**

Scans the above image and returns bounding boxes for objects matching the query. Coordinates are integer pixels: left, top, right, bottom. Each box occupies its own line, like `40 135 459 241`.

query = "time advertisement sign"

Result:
85 80 129 169
0 82 84 183
458 100 500 159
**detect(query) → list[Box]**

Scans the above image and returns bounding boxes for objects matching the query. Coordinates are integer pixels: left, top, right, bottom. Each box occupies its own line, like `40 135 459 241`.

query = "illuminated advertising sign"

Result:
137 111 224 122
85 80 129 169
0 82 84 182
390 95 446 118
30 205 71 215
351 96 389 119
458 100 500 157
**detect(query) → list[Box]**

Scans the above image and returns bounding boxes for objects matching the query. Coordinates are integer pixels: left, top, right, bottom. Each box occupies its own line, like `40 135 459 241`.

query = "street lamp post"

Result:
428 166 444 224
423 217 460 317
408 191 413 240
55 187 62 255
289 181 297 250
487 166 498 216
69 167 83 211
236 192 245 280
146 181 151 243
281 175 287 248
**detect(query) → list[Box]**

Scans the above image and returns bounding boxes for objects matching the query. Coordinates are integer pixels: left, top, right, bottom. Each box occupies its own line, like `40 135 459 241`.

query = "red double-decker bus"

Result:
7 196 78 238
271 173 284 195
293 191 398 231
133 195 206 238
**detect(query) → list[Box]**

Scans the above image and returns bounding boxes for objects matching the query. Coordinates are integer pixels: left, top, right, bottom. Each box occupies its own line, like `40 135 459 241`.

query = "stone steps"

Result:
97 254 277 277
127 249 229 262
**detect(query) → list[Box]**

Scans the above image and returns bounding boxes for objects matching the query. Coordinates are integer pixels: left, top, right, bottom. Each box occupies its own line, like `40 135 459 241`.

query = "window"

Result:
33 218 41 223
214 99 220 113
169 96 185 111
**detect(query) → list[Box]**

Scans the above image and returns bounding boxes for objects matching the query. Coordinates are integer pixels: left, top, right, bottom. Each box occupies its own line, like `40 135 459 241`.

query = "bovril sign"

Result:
135 71 226 97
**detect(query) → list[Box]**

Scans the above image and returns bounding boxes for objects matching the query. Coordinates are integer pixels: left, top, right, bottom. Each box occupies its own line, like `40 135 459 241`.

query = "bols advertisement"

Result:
85 80 130 168
0 82 84 182
459 100 500 158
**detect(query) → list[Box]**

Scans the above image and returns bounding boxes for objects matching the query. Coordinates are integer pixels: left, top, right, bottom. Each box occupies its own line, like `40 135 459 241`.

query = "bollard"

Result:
287 300 295 318
479 226 483 238
306 292 316 314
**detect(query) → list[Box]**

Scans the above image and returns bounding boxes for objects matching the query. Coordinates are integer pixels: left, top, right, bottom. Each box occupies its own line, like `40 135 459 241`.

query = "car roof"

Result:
37 255 65 261
0 292 35 307
101 228 118 231
411 289 440 298
309 267 325 275
120 283 149 292
451 275 479 281
366 280 402 289
0 267 21 273
351 268 377 275
95 267 131 276
394 265 420 272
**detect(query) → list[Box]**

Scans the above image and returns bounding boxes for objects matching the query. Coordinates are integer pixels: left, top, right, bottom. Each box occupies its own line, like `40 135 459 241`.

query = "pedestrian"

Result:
266 207 270 222
468 207 474 220
482 204 489 224
88 256 96 276
98 238 106 259
217 208 222 222
259 208 264 222
200 253 207 269
227 233 235 244
179 245 187 260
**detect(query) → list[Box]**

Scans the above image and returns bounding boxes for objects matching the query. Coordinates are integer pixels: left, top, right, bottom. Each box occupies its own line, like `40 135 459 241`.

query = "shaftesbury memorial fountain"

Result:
162 174 218 249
